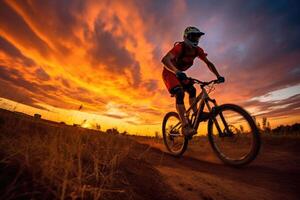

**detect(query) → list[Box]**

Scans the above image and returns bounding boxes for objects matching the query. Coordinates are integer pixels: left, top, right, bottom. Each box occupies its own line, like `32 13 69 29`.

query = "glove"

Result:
176 71 188 81
217 76 225 83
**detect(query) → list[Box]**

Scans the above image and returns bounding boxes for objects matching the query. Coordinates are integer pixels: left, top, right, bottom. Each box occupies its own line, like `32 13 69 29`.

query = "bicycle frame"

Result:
168 79 230 137
188 83 231 136
187 85 215 130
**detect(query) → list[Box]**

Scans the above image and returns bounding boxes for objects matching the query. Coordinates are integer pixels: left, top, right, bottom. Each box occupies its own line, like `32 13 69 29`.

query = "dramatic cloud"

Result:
0 0 299 134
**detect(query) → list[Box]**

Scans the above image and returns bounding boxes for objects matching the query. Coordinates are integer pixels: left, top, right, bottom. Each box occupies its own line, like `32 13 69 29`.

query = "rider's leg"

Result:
176 104 189 126
173 87 195 136
187 85 209 121
187 85 197 114
162 68 195 136
173 87 187 124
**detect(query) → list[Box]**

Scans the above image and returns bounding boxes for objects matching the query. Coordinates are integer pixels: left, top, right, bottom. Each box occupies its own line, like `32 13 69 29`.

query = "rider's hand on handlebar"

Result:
176 71 188 81
216 76 225 83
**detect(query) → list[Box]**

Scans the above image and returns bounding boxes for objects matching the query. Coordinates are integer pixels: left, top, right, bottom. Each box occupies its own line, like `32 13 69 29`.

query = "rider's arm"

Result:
198 47 221 78
161 52 180 74
202 57 221 78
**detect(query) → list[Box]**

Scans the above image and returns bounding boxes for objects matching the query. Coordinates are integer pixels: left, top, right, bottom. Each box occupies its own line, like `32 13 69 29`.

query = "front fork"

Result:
205 98 231 137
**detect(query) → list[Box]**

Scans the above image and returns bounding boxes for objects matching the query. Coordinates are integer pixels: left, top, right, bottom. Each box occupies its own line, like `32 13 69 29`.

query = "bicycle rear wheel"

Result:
162 112 188 156
208 104 260 166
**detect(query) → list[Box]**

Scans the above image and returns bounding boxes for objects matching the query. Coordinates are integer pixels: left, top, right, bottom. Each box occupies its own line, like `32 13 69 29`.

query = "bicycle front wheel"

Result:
208 104 260 166
162 112 188 156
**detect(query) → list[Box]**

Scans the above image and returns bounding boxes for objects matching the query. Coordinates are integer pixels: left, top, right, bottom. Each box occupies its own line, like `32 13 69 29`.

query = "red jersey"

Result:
168 42 207 71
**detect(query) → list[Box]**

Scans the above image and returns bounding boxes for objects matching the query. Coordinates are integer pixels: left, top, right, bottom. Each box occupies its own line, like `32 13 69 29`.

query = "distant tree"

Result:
155 131 159 139
272 123 300 135
112 128 119 135
291 123 300 132
257 122 261 130
262 117 267 130
34 113 42 119
95 123 101 130
252 116 261 130
121 131 128 136
261 117 271 133
267 121 271 129
106 128 119 135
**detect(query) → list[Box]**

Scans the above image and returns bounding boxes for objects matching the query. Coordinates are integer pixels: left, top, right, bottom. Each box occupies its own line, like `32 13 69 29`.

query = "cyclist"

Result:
161 26 225 137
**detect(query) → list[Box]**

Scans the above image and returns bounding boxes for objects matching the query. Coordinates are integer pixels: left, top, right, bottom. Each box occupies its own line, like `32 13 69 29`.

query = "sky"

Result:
0 0 299 135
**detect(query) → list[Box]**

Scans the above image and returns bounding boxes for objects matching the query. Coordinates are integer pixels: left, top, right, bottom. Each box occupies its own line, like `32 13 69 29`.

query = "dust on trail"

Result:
132 137 300 200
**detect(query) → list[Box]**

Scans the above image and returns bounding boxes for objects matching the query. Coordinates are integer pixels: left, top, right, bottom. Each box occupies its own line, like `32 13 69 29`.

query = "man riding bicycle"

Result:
161 26 225 137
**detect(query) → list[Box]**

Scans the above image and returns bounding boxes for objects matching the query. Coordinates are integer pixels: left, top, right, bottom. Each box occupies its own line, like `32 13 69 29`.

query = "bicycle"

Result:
162 78 261 166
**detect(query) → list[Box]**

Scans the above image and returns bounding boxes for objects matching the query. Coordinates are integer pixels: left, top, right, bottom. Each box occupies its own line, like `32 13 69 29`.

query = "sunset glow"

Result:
0 0 299 135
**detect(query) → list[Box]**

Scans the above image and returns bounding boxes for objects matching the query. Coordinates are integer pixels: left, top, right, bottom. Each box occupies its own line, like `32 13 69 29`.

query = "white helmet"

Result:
183 26 205 47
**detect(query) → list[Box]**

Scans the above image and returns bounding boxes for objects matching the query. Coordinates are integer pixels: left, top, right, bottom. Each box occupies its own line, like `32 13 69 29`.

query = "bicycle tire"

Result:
208 104 261 166
162 112 188 156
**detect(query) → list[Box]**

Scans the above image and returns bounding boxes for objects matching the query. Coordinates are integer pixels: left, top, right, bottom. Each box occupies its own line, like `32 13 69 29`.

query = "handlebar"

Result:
190 78 222 87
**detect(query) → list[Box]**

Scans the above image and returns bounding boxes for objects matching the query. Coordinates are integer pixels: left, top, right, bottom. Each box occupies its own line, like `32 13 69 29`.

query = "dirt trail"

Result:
132 137 300 200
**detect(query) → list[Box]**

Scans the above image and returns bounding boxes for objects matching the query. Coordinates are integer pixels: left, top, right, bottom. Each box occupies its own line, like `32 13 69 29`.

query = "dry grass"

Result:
0 109 181 200
0 111 133 199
